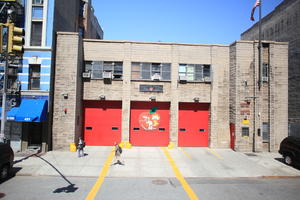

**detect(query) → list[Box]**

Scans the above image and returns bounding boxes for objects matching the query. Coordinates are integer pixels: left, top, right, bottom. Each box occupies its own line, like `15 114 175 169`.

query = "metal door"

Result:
178 103 209 147
83 100 122 145
130 101 170 146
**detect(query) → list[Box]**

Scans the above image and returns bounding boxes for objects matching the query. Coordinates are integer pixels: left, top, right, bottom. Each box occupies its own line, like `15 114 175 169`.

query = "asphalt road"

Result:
1 176 300 200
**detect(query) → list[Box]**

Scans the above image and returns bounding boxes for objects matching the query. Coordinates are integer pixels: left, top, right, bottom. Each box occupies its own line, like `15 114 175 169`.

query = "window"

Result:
30 21 42 46
131 62 171 81
179 64 211 82
262 122 269 142
262 63 269 82
242 127 249 137
32 0 44 5
30 0 44 46
85 61 123 80
32 6 43 19
29 64 40 90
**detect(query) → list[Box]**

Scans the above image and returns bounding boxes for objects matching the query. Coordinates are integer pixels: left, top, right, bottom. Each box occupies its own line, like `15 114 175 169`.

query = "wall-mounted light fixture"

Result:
149 96 156 101
99 95 105 100
62 93 68 99
193 97 200 102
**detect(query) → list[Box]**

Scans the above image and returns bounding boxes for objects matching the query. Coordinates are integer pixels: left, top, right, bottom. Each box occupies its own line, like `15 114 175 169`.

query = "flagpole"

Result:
258 0 262 89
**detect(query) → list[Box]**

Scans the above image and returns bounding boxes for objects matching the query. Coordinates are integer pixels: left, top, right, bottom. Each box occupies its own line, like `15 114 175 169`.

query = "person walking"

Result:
77 137 85 157
114 142 124 165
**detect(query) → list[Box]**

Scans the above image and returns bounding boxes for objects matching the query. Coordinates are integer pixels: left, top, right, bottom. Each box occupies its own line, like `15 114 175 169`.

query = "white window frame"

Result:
131 62 171 81
179 64 211 82
25 0 48 47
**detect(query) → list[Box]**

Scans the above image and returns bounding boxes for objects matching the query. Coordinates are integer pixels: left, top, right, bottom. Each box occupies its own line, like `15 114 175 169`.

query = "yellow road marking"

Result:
85 148 115 200
206 148 224 160
179 147 192 160
161 147 199 200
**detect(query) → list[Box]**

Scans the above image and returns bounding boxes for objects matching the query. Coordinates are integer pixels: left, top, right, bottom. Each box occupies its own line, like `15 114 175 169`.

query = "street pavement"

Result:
2 146 300 200
12 146 300 178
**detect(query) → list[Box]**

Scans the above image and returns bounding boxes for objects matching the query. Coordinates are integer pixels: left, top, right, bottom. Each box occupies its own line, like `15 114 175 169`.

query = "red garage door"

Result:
83 100 122 146
130 101 170 146
178 103 209 147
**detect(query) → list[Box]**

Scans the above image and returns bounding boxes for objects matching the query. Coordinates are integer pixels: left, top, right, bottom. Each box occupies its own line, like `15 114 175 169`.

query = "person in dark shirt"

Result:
77 137 85 157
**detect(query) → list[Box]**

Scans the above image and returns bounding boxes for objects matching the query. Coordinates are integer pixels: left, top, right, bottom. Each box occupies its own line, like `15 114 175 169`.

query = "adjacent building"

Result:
52 32 288 152
1 0 103 152
241 0 300 137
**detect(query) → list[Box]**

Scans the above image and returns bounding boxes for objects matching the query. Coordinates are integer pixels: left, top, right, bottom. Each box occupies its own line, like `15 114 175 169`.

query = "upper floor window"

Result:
30 21 42 46
85 61 123 80
179 64 211 82
30 0 44 46
32 6 43 19
32 0 44 5
131 62 171 81
29 64 41 90
262 63 269 82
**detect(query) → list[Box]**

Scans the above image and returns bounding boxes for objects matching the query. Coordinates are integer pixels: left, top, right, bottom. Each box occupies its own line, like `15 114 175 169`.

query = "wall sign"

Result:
139 85 163 92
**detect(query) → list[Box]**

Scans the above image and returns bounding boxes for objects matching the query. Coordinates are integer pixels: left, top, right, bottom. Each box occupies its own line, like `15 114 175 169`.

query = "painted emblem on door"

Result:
139 112 160 131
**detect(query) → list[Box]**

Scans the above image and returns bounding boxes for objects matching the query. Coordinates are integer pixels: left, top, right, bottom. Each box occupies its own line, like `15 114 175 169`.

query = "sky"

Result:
93 0 284 45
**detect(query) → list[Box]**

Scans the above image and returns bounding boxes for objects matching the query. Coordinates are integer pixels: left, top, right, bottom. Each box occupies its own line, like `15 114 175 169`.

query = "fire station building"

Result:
51 32 288 152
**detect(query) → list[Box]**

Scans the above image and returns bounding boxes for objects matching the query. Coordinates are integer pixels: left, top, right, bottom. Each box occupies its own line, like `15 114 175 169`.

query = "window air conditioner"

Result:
103 71 112 79
82 72 91 78
151 73 161 81
262 77 268 82
179 75 187 83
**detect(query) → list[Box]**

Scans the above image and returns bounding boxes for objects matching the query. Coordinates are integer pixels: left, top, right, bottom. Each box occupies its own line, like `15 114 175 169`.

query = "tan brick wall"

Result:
241 0 300 136
53 38 287 151
52 32 83 150
229 40 288 152
82 40 230 147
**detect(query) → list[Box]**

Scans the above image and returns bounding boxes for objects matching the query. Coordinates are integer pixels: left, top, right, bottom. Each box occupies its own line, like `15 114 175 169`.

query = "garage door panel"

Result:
130 101 170 146
178 103 209 147
83 100 122 146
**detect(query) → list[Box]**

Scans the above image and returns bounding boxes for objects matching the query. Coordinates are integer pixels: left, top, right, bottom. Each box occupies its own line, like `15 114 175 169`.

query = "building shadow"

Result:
33 155 78 193
13 153 39 164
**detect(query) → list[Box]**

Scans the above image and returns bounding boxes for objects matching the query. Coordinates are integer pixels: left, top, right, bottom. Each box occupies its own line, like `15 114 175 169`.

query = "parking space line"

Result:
161 147 199 200
85 148 115 200
179 147 192 160
206 148 224 160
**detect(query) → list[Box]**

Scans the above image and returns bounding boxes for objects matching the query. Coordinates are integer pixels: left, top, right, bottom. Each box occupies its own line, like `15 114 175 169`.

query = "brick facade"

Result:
53 32 288 151
52 33 83 150
241 0 300 137
229 41 288 152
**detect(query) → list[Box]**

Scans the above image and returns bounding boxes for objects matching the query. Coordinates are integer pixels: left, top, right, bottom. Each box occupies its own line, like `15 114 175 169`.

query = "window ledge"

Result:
131 79 171 83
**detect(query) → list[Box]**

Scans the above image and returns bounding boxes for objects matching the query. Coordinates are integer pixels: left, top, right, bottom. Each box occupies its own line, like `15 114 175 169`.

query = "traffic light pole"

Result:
0 34 8 143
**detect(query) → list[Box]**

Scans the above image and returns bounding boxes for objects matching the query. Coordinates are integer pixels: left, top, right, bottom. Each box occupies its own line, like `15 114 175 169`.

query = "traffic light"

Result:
7 23 24 55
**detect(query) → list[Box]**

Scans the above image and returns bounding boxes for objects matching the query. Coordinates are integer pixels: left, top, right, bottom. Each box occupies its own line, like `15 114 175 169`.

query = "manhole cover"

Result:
152 179 168 185
245 153 257 157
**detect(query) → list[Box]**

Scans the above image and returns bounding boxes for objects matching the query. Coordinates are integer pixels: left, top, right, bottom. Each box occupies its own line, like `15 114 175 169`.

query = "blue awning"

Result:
0 107 19 120
0 99 48 122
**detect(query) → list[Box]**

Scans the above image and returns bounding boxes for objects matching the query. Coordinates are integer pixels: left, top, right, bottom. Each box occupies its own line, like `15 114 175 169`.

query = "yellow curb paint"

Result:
85 148 115 200
179 148 192 160
161 147 199 200
168 142 174 149
206 148 224 160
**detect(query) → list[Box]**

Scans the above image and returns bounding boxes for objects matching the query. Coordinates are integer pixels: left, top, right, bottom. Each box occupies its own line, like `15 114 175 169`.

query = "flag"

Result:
250 0 261 21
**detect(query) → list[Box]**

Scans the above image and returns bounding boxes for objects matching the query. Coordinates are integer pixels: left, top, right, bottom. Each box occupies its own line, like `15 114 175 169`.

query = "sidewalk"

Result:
12 146 300 178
